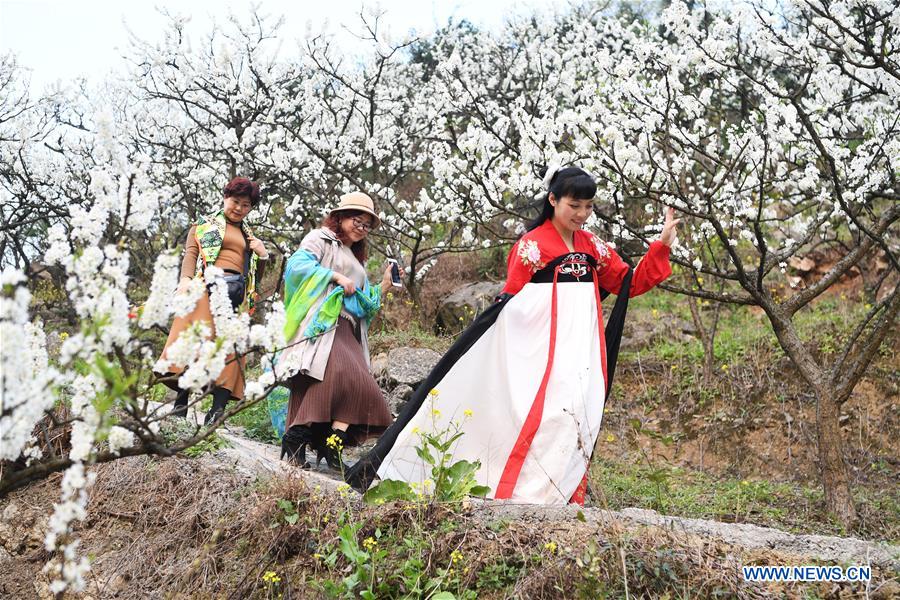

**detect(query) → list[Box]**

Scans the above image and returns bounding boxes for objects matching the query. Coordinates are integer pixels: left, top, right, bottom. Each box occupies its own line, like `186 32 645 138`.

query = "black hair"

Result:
525 166 597 232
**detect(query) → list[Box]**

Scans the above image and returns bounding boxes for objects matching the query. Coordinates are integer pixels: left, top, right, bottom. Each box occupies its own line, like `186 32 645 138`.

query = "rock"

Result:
621 317 693 352
0 521 16 553
385 347 441 387
25 516 47 551
676 319 698 337
620 326 656 352
435 281 504 332
2 501 18 521
789 256 816 272
387 384 414 416
370 352 388 381
44 331 63 359
28 261 53 280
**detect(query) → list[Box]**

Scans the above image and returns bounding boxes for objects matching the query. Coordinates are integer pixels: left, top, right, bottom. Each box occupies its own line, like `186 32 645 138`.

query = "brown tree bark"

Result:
814 387 857 527
767 308 858 527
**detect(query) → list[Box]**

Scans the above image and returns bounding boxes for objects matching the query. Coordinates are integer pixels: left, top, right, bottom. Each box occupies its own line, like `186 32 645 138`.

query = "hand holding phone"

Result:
387 259 403 287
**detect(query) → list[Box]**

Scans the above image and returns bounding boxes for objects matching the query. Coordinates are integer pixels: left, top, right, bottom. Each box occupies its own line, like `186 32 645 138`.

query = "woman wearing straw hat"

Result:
276 191 399 470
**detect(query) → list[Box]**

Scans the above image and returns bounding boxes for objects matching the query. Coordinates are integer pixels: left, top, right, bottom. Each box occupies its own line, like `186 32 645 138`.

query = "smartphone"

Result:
387 258 403 287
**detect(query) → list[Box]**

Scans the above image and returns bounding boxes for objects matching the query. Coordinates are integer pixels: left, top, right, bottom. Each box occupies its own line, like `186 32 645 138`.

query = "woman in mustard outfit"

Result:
157 177 269 424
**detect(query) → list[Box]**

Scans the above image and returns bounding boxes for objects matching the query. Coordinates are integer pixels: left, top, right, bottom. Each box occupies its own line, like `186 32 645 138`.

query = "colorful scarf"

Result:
283 249 382 342
194 211 260 313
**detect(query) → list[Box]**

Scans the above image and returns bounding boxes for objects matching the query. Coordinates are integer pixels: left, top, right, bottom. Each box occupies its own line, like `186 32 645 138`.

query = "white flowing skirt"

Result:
377 280 606 504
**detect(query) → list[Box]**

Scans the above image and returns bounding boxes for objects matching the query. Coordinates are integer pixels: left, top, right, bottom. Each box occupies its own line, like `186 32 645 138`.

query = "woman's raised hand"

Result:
660 206 682 247
334 273 357 296
381 262 405 291
247 234 269 259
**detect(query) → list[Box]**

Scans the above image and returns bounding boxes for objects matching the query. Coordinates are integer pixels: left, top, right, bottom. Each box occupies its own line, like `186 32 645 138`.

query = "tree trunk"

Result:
813 386 857 528
687 295 715 384
765 310 858 529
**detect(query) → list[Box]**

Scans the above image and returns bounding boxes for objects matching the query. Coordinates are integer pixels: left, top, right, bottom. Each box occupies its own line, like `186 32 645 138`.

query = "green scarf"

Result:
194 210 259 313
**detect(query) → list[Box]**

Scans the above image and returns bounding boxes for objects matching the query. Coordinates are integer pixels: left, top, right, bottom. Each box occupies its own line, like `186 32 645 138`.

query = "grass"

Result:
228 398 280 444
369 322 452 355
589 457 900 543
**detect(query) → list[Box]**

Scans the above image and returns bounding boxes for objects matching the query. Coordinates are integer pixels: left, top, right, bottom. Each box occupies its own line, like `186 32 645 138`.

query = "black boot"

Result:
280 425 315 468
171 387 190 419
204 387 230 426
319 428 352 471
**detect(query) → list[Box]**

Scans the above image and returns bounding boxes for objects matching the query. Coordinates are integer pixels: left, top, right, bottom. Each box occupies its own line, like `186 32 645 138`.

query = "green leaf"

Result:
285 513 299 525
437 431 465 452
431 592 457 600
416 445 436 465
468 485 491 497
446 459 478 481
364 479 417 504
576 510 586 523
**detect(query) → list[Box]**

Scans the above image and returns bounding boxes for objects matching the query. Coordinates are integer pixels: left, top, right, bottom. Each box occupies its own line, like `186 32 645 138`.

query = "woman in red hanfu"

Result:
346 166 680 505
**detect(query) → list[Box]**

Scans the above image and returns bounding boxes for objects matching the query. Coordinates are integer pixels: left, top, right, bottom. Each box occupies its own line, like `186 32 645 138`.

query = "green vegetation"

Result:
369 323 451 355
228 398 280 444
590 457 899 543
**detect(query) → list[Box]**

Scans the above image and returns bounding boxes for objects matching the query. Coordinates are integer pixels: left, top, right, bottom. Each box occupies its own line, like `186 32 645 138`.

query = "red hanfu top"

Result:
502 220 673 296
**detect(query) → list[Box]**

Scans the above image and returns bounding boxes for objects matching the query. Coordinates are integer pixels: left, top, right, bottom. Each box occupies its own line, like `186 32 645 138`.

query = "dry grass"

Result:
2 455 893 599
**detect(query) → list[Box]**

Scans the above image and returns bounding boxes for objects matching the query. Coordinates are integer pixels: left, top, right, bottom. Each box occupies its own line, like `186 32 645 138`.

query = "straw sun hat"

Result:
328 191 381 228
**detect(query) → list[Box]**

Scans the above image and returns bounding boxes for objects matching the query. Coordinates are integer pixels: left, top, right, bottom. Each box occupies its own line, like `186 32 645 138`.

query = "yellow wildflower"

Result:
450 550 464 564
325 434 343 450
262 571 281 584
605 434 616 443
428 389 440 397
463 409 474 417
411 426 420 434
363 537 378 551
544 541 557 554
431 408 441 418
59 332 69 340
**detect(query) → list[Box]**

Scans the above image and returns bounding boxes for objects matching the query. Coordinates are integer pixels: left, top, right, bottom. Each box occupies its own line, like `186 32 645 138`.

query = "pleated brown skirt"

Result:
286 317 392 445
